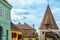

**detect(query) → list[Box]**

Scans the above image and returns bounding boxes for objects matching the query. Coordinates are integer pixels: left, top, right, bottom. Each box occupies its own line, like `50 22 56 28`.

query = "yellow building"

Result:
10 22 22 40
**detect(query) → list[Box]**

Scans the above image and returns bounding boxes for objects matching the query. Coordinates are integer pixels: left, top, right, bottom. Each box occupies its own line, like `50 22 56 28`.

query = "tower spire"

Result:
39 0 59 29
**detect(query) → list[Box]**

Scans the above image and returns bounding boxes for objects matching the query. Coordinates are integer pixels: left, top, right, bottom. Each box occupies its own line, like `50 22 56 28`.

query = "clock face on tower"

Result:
0 6 2 17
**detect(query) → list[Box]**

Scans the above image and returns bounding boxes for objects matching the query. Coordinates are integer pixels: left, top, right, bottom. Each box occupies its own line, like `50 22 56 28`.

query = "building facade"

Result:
0 0 12 40
39 5 60 40
15 22 37 40
11 22 22 40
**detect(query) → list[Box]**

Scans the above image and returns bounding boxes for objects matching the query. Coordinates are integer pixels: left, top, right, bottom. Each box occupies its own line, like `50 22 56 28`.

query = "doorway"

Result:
0 26 2 40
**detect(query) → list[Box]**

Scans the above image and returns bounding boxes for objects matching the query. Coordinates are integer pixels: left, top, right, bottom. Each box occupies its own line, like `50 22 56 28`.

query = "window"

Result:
22 30 24 33
0 6 2 17
29 39 32 40
6 10 9 20
12 32 17 38
42 31 44 34
5 10 9 20
18 34 22 40
28 31 32 35
45 24 50 29
22 39 24 40
45 38 47 40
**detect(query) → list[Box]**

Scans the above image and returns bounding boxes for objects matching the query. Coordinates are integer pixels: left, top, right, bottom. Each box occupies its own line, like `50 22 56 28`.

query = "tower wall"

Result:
39 29 59 40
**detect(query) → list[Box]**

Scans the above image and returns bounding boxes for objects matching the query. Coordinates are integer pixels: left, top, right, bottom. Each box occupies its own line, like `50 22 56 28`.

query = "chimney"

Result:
18 22 21 24
24 22 26 24
33 24 35 28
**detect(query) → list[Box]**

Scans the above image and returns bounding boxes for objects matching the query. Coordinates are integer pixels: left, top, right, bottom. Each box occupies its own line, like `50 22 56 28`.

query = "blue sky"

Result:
7 0 60 31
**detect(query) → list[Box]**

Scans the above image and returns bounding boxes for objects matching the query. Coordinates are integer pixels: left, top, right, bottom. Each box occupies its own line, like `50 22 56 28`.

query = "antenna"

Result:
47 0 50 4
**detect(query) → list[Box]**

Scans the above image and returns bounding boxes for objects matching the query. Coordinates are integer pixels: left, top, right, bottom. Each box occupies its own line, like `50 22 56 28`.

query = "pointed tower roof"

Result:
39 5 59 29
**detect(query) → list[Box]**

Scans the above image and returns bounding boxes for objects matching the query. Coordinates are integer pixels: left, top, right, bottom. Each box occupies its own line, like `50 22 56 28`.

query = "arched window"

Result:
0 26 3 40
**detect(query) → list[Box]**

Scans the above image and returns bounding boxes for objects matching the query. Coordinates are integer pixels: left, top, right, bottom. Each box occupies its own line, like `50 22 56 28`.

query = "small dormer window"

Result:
28 31 32 35
45 24 50 29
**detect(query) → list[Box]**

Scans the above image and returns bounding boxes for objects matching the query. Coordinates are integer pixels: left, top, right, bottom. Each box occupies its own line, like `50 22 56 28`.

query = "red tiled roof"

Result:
15 23 34 30
39 5 59 29
15 23 37 38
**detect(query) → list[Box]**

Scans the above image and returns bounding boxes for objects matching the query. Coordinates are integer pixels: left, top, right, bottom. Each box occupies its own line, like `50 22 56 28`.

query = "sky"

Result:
7 0 60 31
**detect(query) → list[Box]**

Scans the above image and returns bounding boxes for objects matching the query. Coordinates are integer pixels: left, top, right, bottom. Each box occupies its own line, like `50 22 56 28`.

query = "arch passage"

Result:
0 26 2 40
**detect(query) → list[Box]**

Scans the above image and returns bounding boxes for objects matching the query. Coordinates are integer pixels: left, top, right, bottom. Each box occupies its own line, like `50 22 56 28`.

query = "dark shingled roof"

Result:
11 22 19 30
3 0 12 7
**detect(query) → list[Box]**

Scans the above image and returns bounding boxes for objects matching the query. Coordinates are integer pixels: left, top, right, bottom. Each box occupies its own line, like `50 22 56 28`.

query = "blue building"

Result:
0 0 12 40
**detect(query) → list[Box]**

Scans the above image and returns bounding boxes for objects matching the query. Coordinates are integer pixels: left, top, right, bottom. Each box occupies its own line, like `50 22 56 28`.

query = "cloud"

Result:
11 8 28 23
7 0 60 30
11 8 28 12
9 0 49 29
51 7 60 28
12 8 29 16
7 0 47 9
52 8 60 13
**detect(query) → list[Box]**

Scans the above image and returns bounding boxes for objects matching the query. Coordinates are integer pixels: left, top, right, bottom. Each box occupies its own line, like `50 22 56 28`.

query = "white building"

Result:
38 5 60 40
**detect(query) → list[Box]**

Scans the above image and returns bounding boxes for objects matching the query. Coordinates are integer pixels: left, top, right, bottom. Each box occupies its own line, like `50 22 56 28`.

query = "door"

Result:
6 30 8 40
0 26 2 40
